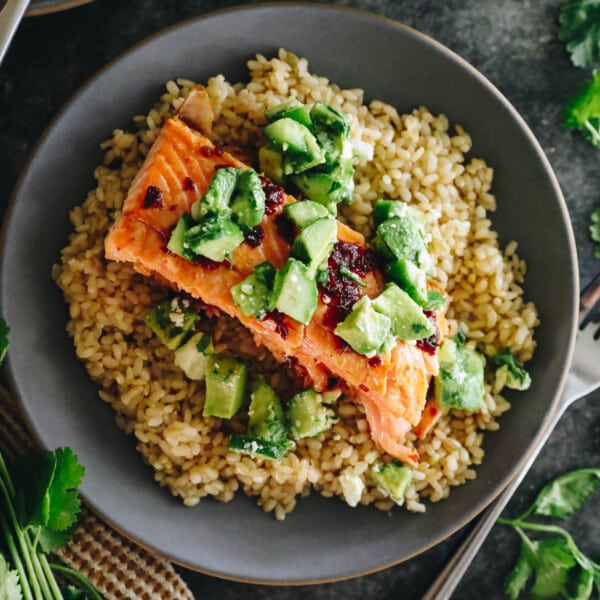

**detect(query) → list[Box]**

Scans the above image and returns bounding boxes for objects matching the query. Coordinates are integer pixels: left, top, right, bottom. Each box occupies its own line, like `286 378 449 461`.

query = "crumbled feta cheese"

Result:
339 468 364 508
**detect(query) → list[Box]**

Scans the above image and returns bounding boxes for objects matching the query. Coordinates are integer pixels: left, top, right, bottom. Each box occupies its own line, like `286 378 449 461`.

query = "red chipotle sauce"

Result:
416 310 440 355
320 241 379 329
143 185 163 208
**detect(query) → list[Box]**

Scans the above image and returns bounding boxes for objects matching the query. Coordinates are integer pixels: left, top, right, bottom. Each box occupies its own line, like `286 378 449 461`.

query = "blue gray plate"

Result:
0 3 578 584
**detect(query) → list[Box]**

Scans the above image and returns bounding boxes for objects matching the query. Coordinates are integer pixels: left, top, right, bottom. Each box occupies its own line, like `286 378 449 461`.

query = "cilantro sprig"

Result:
559 0 600 68
562 71 600 147
499 468 600 599
0 319 101 599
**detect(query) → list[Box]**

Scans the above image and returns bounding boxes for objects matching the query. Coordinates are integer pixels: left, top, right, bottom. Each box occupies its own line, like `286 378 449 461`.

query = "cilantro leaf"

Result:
0 317 8 366
14 450 56 528
0 555 22 600
531 468 600 518
530 537 578 598
46 447 85 532
559 0 600 68
591 206 600 258
572 567 595 599
562 71 600 146
504 534 536 599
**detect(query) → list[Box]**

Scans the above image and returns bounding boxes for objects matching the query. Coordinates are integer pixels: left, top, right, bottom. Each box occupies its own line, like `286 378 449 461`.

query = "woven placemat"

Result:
0 384 195 600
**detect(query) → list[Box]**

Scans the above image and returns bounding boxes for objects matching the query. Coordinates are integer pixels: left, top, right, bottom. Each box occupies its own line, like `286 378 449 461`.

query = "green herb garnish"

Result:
562 71 600 147
499 468 600 599
559 0 600 68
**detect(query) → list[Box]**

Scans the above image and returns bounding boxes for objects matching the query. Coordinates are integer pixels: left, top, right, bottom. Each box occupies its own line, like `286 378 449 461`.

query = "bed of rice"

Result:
52 49 538 519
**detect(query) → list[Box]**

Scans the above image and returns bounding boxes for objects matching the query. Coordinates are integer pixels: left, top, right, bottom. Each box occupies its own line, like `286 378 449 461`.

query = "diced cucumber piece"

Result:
247 376 289 444
292 172 340 208
284 200 331 228
373 215 429 266
191 167 238 221
286 388 338 439
424 290 447 311
167 213 195 260
372 199 412 227
310 101 350 137
270 258 318 324
385 258 429 306
334 296 392 357
228 434 294 460
144 298 198 350
253 261 276 288
231 273 271 319
264 118 325 174
435 337 485 411
265 99 312 128
203 356 248 419
258 143 285 184
174 332 214 381
371 283 435 341
230 169 266 232
184 215 244 262
290 217 337 275
370 460 413 504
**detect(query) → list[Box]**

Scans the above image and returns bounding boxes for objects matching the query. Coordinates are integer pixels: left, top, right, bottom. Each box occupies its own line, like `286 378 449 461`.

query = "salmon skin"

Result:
105 85 442 467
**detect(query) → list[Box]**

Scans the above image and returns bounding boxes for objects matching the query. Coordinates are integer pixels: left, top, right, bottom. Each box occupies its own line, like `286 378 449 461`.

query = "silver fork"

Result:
423 272 600 600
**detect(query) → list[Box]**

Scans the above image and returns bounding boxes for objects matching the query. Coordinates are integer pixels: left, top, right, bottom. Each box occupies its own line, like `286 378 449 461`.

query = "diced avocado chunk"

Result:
264 118 325 174
184 215 244 263
228 434 293 460
286 388 338 440
258 143 285 184
491 348 531 391
290 217 337 275
334 296 392 357
231 273 271 319
370 460 413 504
435 337 485 411
167 213 195 260
144 298 198 350
270 258 318 324
247 376 289 444
174 331 214 381
203 356 248 419
292 172 340 209
373 214 429 268
265 99 312 128
230 169 266 232
191 167 238 221
371 283 435 341
284 200 331 228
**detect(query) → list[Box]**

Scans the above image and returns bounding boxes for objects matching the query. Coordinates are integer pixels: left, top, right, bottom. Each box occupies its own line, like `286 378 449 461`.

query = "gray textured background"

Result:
1 1 599 598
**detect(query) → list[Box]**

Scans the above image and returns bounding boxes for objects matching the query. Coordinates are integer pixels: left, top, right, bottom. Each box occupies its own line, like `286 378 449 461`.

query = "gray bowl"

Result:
0 3 578 584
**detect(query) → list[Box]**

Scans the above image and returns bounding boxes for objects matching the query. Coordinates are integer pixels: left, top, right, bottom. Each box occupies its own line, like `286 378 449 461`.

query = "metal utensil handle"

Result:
422 396 567 600
0 0 29 64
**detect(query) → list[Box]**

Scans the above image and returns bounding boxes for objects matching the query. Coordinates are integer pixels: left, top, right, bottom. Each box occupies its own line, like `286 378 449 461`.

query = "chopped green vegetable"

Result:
0 446 101 600
559 0 600 68
434 336 485 411
286 388 338 439
228 434 293 460
230 168 266 232
184 215 244 263
591 206 600 258
498 468 600 600
562 71 600 147
190 166 238 221
491 348 532 391
203 356 248 419
0 316 8 366
144 298 198 350
270 258 318 324
370 460 413 505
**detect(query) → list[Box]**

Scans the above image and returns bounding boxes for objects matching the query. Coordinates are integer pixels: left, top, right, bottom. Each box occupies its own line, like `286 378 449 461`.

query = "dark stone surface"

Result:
1 1 599 598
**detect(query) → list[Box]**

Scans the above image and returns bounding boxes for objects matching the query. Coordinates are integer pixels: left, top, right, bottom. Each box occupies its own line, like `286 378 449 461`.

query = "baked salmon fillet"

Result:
105 86 443 467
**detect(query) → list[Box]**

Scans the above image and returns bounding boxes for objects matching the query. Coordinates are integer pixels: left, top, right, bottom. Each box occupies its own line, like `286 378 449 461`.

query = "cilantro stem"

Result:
0 475 44 599
583 119 600 145
50 563 104 600
39 556 65 600
0 509 34 600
